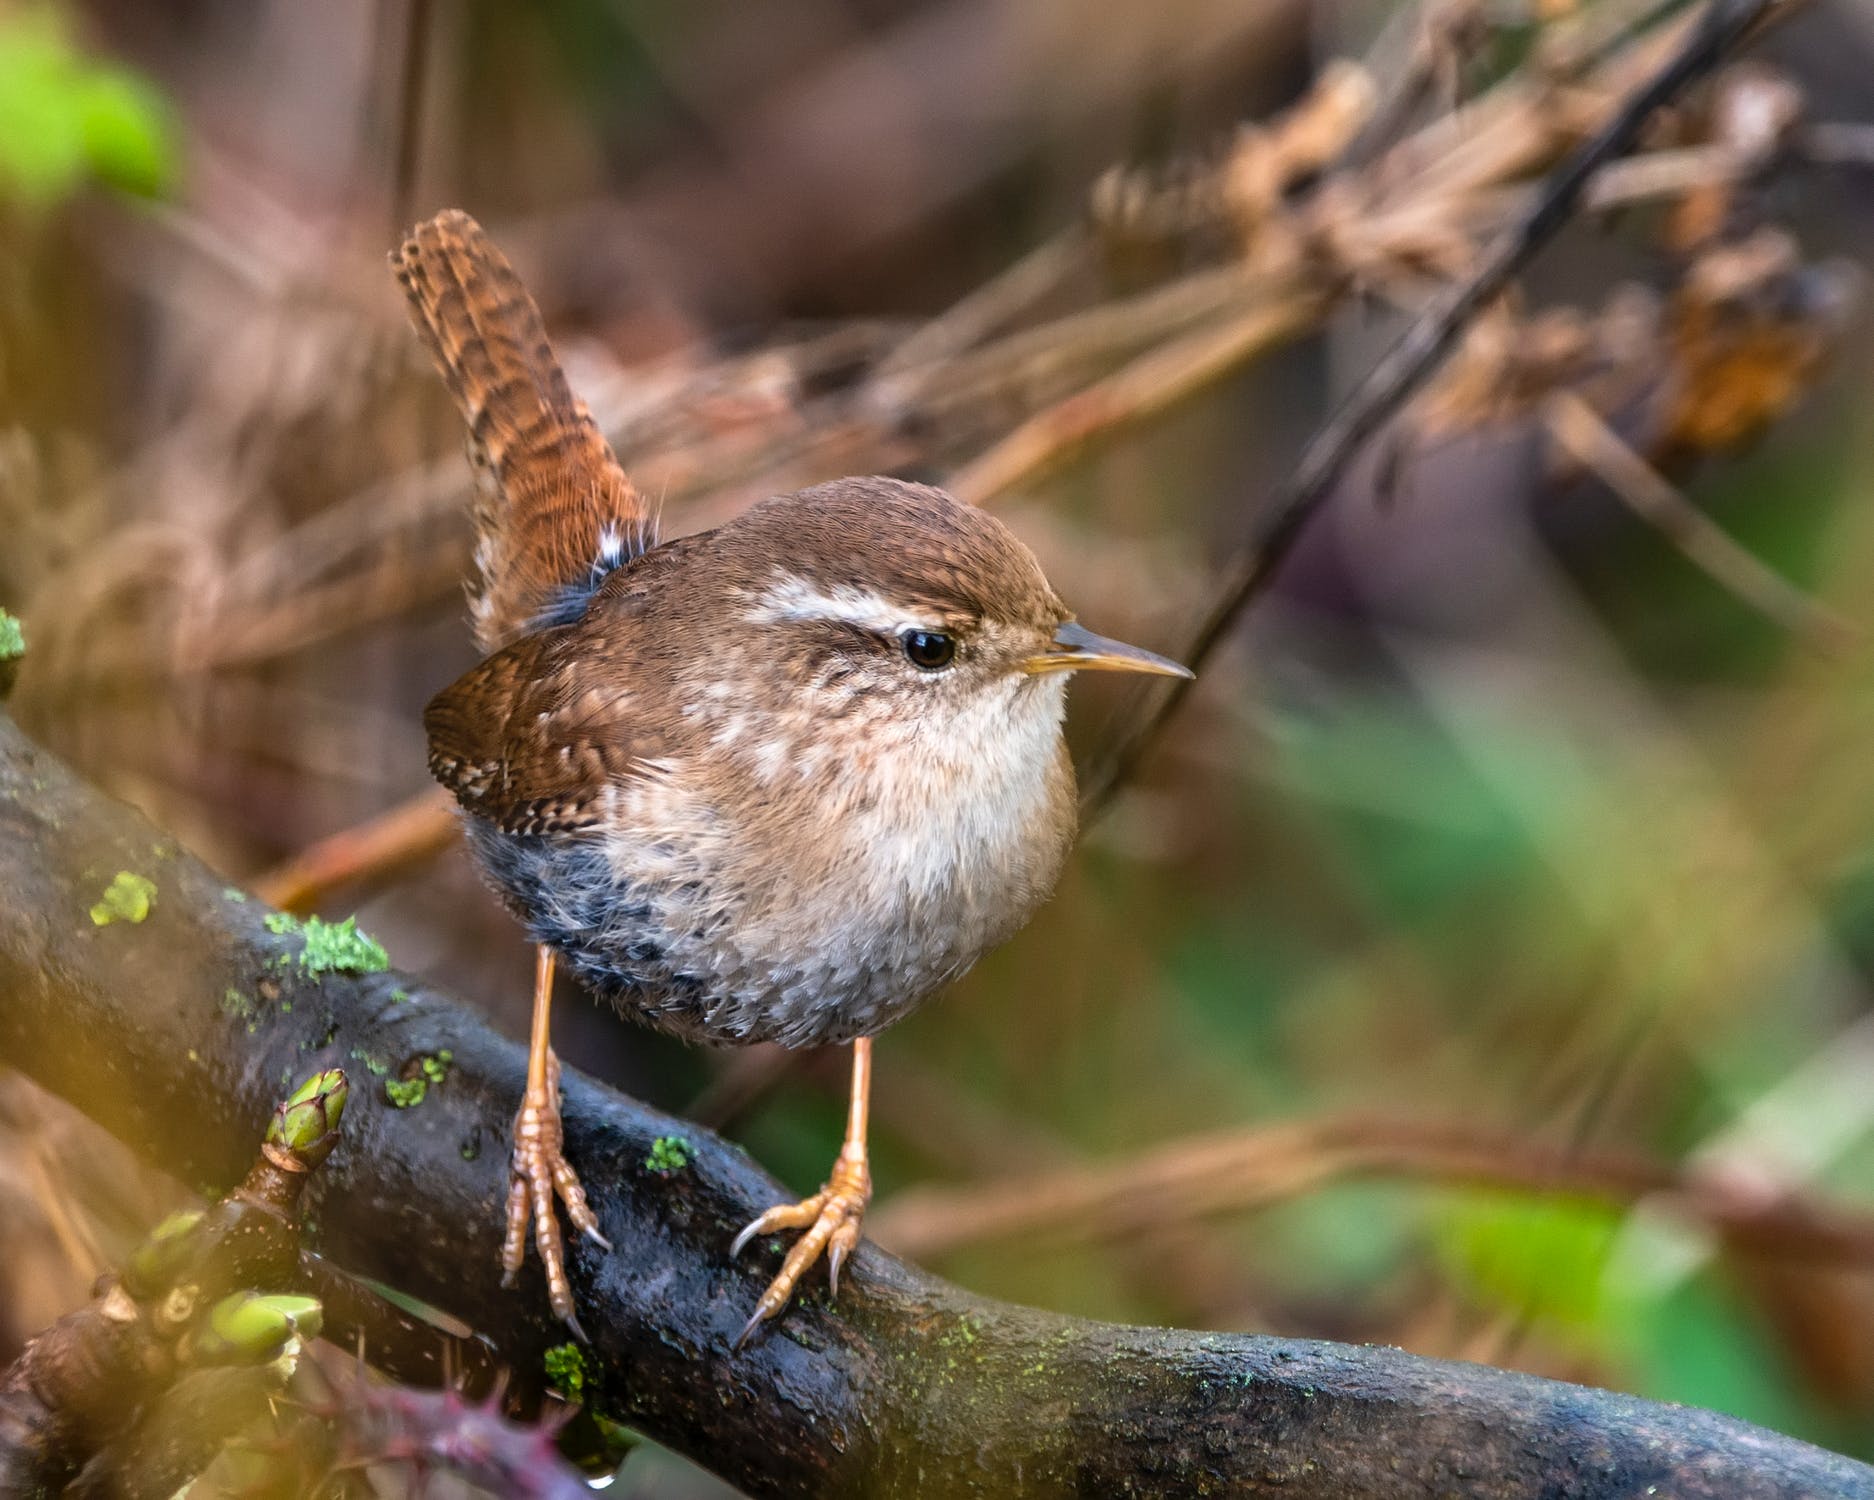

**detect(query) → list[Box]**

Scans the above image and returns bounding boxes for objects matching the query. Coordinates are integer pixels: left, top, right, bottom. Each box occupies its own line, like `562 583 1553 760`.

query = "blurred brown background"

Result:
6 0 1874 1489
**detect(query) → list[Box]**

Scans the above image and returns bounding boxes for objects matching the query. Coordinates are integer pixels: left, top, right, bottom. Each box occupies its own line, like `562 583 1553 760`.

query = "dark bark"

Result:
0 710 1868 1498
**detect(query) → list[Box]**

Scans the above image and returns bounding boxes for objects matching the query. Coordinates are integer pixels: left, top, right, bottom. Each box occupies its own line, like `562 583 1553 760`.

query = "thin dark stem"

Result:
1078 0 1782 813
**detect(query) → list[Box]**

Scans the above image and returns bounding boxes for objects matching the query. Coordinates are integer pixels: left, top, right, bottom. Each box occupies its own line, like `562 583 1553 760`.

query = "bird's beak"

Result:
1020 620 1195 679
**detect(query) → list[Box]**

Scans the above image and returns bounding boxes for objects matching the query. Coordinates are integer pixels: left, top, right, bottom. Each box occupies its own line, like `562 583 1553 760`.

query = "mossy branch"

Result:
0 709 1868 1498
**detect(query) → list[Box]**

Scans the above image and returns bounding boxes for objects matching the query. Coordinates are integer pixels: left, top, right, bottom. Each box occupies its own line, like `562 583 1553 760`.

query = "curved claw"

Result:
826 1212 863 1297
735 1304 771 1350
732 1150 870 1344
729 1218 765 1261
731 1192 829 1260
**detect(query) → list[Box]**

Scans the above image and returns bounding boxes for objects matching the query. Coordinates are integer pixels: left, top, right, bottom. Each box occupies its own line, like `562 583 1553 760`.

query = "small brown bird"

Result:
393 210 1191 1339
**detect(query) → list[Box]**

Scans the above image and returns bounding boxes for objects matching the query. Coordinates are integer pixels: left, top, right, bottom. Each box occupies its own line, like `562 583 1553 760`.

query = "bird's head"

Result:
679 479 1189 788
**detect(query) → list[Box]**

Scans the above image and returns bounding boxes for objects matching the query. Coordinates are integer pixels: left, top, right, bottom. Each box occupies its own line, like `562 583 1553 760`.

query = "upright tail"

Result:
392 209 651 653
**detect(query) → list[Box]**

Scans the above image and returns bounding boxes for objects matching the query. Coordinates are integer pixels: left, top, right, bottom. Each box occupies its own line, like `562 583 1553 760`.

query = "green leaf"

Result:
0 10 175 206
75 67 173 197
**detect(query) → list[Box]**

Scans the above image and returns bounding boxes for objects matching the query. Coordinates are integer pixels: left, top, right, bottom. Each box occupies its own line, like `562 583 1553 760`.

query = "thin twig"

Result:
1584 142 1744 207
950 292 1331 505
252 787 458 914
1338 0 1485 171
1545 390 1856 650
876 230 1088 379
1078 0 1786 814
870 1112 1874 1264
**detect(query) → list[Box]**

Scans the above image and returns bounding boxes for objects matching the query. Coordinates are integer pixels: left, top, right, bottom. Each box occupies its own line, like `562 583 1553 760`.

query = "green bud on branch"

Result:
122 1208 205 1298
265 1068 348 1167
186 1291 323 1365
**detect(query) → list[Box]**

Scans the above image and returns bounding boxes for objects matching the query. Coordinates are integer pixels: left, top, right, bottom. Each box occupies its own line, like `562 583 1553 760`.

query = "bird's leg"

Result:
732 1036 873 1343
504 945 610 1335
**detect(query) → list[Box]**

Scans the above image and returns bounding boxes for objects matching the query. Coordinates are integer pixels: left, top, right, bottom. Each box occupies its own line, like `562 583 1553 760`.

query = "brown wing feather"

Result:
425 634 629 836
423 532 710 834
392 209 651 653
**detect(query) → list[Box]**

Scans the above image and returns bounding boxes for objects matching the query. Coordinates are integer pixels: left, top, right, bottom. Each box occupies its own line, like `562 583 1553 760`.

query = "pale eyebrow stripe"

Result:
743 576 936 635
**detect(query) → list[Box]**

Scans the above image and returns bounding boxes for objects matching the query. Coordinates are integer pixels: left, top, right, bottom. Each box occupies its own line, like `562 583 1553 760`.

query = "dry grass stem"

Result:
871 1114 1874 1265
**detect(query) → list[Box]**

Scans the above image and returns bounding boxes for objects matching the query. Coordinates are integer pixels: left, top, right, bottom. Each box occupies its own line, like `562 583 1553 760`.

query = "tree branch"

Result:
1 711 1868 1496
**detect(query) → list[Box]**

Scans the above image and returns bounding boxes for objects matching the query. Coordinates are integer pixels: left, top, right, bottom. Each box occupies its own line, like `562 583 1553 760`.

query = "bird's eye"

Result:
902 630 956 670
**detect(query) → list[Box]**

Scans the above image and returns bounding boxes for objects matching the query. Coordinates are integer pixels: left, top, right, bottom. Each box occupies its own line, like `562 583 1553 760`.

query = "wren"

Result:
394 210 1192 1340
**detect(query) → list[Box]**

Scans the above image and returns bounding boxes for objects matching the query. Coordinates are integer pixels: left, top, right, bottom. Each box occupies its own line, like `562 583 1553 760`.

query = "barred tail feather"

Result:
392 209 651 652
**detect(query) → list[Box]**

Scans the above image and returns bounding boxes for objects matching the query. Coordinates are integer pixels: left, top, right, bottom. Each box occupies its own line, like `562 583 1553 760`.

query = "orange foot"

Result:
503 1050 611 1338
731 1144 871 1344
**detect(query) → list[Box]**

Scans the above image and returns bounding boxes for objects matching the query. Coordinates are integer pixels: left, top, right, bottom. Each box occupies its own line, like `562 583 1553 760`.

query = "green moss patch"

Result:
263 911 389 976
644 1135 692 1174
0 609 23 661
543 1342 589 1402
89 870 156 925
384 1049 452 1109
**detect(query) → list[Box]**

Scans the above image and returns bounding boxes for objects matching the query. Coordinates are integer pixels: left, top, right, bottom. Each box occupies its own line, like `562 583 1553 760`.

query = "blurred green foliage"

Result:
0 7 173 206
1435 1190 1623 1355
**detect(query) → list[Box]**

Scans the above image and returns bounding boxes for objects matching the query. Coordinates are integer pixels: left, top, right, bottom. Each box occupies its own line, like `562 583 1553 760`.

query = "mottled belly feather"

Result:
464 817 952 1047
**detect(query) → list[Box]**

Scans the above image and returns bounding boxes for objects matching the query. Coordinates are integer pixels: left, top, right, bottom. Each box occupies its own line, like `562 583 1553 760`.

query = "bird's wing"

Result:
424 627 660 837
392 209 652 653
